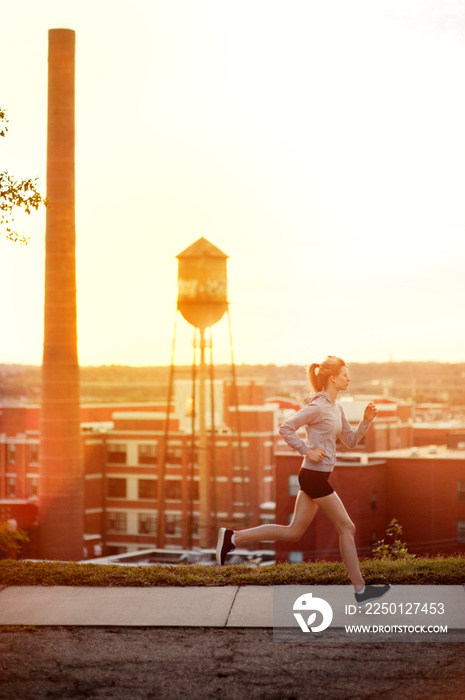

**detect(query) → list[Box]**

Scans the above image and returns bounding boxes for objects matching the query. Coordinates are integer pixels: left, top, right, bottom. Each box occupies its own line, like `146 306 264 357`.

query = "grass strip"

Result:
0 556 464 587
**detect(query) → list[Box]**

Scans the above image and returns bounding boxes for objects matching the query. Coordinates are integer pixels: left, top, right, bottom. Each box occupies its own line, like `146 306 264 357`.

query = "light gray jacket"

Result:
278 391 371 472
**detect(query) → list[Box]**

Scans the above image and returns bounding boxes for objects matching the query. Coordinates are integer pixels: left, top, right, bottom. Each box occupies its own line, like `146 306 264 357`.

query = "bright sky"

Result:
2 0 465 368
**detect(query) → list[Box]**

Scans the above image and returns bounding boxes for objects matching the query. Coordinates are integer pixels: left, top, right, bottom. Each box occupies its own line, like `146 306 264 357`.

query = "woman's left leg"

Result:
234 489 319 546
313 491 365 590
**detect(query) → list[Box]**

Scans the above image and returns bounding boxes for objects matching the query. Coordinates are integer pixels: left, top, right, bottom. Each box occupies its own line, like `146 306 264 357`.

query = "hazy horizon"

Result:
2 358 465 370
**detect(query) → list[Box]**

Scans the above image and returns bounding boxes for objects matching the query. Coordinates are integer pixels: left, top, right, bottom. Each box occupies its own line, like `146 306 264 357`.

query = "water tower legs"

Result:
198 327 211 548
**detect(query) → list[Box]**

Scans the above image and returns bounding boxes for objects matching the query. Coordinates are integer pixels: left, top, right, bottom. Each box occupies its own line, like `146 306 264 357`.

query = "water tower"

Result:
177 237 228 547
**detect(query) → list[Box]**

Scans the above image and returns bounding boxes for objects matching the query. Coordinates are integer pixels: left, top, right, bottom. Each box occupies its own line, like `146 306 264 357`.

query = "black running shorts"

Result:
298 468 334 499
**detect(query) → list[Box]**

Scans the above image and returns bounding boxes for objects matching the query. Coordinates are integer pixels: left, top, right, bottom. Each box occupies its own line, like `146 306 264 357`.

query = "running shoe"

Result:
216 527 235 566
355 584 391 605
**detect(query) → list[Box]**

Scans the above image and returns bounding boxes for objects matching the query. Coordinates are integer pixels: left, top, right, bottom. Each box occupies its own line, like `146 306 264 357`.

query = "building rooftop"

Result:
371 444 465 460
413 420 465 430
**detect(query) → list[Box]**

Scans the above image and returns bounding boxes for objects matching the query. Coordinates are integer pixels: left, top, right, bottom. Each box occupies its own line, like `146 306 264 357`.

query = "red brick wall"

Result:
386 457 465 555
275 452 465 562
412 426 449 447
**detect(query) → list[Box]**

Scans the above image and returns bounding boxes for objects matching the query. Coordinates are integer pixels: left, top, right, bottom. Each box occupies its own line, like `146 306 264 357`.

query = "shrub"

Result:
372 518 415 560
0 521 29 560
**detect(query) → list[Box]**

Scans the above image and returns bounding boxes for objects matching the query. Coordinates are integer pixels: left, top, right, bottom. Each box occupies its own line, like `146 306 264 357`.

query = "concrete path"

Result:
1 584 464 632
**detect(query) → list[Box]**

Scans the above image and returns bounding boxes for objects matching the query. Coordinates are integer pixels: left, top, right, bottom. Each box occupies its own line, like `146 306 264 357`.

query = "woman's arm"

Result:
278 403 321 456
339 402 377 448
364 402 378 422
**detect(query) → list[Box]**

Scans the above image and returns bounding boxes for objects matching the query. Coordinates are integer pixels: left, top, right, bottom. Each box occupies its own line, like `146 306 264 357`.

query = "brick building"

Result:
0 379 277 558
2 390 464 561
273 446 465 563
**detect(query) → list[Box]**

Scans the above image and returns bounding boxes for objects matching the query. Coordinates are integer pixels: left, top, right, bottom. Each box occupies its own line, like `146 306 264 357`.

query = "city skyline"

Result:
2 1 465 368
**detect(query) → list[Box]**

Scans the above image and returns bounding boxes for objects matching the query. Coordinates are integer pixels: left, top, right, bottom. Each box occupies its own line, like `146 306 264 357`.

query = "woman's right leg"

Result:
234 490 318 546
313 491 364 589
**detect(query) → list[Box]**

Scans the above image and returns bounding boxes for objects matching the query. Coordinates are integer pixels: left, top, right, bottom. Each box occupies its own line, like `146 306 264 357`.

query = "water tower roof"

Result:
176 237 228 259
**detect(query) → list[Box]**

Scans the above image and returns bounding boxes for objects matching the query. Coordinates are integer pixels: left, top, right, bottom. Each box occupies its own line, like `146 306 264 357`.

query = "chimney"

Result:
38 29 84 560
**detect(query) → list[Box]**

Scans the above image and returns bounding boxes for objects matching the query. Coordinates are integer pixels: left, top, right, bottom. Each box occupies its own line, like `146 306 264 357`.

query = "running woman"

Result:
216 355 390 605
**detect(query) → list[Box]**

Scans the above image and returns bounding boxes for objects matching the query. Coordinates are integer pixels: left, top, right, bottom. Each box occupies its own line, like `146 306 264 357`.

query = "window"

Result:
371 491 377 510
108 443 127 464
232 514 247 530
233 480 246 504
262 477 273 504
232 447 248 467
138 444 157 464
165 443 183 465
138 513 157 535
165 513 182 537
165 480 182 501
28 444 39 464
191 514 200 538
187 480 199 501
6 444 16 465
458 480 465 503
106 546 127 555
233 464 249 472
288 551 303 563
6 476 16 498
107 512 127 533
27 477 38 498
107 478 127 498
288 475 299 497
138 479 157 500
458 521 465 543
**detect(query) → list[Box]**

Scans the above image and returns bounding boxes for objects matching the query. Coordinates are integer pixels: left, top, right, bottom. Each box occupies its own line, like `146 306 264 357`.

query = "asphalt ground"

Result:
1 627 465 700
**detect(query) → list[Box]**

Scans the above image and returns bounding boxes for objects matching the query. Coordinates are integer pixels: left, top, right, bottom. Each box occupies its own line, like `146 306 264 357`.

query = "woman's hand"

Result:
305 448 326 462
364 402 378 422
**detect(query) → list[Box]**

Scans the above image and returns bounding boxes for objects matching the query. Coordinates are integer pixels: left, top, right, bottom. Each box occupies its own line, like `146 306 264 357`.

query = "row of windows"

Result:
2 474 247 502
3 442 160 467
107 442 247 466
4 476 38 499
108 443 174 465
3 441 251 469
106 511 199 537
4 444 39 465
106 477 252 503
107 478 198 501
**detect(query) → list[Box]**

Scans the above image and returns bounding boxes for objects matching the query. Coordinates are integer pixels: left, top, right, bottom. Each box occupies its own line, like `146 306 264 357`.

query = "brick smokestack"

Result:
39 29 84 560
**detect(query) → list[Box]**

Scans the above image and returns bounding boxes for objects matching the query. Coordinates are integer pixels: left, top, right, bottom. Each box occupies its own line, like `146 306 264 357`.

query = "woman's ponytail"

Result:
307 356 346 392
308 363 322 392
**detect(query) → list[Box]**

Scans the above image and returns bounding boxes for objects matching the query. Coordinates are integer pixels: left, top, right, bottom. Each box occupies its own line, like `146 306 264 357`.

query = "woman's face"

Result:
333 365 350 392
